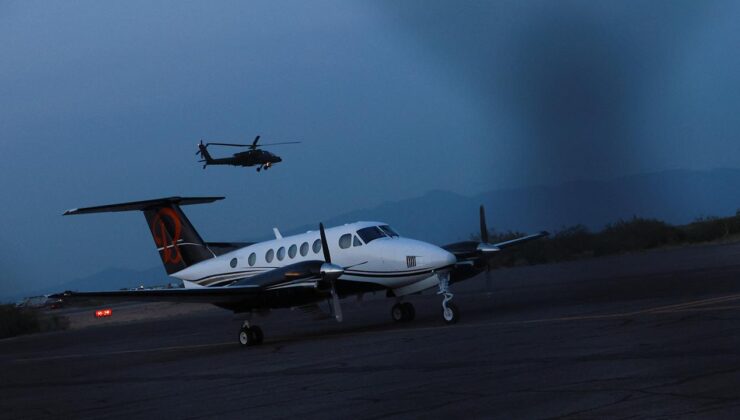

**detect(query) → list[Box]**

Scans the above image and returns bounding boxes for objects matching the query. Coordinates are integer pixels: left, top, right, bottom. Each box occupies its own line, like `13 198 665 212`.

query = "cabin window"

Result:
288 244 297 258
312 239 322 254
230 258 238 268
277 247 286 261
339 233 352 249
353 235 363 247
248 252 256 266
266 249 274 263
300 242 309 256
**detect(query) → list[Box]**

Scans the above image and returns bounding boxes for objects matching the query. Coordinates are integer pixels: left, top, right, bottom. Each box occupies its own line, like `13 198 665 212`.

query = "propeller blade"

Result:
480 205 489 243
319 222 331 263
485 266 492 294
330 287 343 322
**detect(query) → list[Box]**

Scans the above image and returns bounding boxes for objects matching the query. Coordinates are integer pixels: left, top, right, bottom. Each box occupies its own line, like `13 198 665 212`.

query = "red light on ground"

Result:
95 308 112 318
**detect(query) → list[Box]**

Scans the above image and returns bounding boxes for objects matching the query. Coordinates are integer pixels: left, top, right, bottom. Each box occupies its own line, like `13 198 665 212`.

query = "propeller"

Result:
319 222 344 322
476 205 500 256
478 205 497 294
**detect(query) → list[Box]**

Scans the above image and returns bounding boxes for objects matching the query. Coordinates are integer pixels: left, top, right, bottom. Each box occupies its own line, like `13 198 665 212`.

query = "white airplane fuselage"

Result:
175 221 457 294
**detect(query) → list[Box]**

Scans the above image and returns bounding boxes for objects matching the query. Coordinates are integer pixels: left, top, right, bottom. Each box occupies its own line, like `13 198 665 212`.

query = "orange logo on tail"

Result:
150 208 182 264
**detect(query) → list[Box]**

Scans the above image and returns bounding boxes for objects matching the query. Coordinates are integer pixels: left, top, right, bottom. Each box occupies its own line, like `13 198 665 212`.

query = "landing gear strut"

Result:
391 302 416 322
238 320 264 347
438 272 459 324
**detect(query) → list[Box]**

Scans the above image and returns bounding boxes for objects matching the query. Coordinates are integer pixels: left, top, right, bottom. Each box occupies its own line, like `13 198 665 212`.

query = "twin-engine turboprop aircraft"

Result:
55 197 548 347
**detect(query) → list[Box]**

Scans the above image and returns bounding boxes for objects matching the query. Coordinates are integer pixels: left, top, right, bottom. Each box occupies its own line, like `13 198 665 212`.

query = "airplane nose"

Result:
443 249 457 267
429 245 456 268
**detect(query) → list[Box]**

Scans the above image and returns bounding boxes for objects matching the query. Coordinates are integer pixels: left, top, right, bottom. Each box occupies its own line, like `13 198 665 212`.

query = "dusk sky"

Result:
2 0 740 299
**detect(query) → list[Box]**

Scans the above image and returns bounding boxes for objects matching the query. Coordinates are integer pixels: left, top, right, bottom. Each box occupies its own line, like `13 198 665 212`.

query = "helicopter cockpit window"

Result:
357 226 387 244
379 225 399 237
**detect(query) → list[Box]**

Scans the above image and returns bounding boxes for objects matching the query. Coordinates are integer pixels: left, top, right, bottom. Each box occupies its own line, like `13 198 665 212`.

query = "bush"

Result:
0 305 69 339
480 212 740 268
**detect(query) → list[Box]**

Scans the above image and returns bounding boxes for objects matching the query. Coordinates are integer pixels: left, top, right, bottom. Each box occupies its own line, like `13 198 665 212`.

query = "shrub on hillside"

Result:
0 305 69 339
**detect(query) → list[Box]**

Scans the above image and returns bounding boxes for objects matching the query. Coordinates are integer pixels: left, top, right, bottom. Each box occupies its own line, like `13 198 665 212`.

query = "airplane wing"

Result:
50 286 263 305
491 231 549 249
51 260 331 308
442 231 548 260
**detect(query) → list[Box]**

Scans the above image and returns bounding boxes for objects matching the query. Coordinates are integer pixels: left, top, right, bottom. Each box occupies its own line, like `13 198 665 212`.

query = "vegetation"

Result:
480 211 740 268
0 305 69 339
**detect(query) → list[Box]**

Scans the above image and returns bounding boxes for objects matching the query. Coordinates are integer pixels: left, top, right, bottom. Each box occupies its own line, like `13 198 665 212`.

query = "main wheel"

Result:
442 302 460 324
250 325 264 345
401 302 415 322
239 326 253 347
391 303 405 322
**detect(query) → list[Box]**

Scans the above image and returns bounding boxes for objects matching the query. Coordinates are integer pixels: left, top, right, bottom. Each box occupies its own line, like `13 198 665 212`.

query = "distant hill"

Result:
20 168 740 300
284 168 740 245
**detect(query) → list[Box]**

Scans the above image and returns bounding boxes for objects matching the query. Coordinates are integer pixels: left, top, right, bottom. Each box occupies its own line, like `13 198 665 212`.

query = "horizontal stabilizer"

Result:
64 196 224 216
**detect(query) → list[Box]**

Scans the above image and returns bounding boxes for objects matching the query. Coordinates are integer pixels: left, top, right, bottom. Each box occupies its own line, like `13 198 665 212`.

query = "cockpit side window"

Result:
353 235 363 247
357 226 386 244
379 225 399 237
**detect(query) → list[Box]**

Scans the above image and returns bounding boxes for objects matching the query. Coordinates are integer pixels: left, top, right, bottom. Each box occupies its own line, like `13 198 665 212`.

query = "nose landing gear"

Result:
437 272 459 324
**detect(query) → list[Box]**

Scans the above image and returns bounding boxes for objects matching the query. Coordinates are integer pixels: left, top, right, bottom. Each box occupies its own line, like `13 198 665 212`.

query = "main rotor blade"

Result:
205 142 251 148
479 205 489 244
254 141 301 147
251 135 261 149
319 222 331 263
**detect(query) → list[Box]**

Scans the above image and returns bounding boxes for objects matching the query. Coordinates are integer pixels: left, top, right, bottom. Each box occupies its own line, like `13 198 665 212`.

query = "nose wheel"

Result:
238 321 264 347
438 272 459 324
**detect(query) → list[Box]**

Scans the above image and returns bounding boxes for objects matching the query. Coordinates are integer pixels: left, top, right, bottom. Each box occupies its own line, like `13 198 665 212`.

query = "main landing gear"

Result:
438 272 459 324
238 320 264 347
391 302 416 322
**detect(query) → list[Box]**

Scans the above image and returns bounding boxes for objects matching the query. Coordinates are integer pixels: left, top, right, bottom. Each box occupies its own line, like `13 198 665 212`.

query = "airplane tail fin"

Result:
64 197 224 275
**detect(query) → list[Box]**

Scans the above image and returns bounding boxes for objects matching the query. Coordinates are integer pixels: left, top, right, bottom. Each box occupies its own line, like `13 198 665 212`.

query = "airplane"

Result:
196 135 300 172
54 196 548 347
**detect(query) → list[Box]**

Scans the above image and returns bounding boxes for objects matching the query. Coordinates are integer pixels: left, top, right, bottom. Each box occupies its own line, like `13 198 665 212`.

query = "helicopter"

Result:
196 135 300 172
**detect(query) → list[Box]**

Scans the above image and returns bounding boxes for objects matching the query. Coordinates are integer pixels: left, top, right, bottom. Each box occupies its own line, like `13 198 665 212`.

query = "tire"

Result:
401 302 415 322
239 326 253 347
251 325 264 345
442 302 460 324
391 303 404 322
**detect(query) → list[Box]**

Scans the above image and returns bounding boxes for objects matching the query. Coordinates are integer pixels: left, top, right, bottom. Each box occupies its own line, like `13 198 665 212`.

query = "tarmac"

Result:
3 242 740 419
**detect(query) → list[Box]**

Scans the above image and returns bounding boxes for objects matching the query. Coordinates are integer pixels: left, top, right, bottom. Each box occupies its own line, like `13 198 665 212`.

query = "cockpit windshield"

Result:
379 225 399 237
357 227 385 244
357 225 400 243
